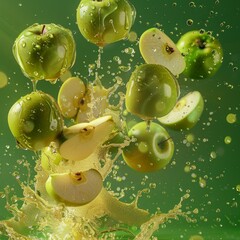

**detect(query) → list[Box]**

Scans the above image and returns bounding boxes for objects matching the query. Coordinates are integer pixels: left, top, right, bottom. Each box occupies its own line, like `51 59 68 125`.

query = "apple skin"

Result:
158 91 204 131
177 30 223 79
76 0 136 46
13 23 76 81
8 91 64 151
122 121 174 172
125 64 179 120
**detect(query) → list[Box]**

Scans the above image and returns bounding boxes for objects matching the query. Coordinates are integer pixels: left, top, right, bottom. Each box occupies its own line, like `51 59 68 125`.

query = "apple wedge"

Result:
139 28 186 75
158 91 204 130
45 169 103 206
59 115 115 161
57 76 86 118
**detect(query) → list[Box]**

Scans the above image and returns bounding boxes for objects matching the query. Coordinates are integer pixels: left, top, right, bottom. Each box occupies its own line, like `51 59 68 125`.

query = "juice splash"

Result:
0 77 191 239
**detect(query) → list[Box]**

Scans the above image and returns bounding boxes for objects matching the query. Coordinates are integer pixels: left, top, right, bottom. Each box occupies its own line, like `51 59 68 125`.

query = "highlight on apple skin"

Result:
177 30 223 79
122 121 174 172
13 23 76 82
76 0 136 46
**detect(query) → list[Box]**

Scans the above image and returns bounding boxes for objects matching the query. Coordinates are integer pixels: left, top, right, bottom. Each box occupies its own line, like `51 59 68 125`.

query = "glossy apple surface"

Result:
158 91 204 130
45 169 103 206
122 121 174 172
139 27 186 75
177 30 223 79
13 23 76 81
8 91 63 151
125 64 179 120
76 0 136 46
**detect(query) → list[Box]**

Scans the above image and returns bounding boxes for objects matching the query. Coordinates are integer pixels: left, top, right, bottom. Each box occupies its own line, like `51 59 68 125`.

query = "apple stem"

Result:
195 39 205 49
158 137 172 149
41 25 46 35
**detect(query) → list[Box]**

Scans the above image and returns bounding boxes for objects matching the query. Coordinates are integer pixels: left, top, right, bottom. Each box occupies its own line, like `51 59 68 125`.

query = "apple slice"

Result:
139 28 186 75
58 77 86 118
158 91 204 130
59 115 115 161
45 169 103 206
76 84 109 123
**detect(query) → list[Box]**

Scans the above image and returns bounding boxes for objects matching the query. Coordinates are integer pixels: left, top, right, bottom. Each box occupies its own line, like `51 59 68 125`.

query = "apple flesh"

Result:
8 91 63 151
125 64 179 120
45 169 103 206
139 28 186 75
13 23 76 81
122 121 174 172
59 115 115 161
76 0 136 46
57 77 86 118
177 30 223 79
158 91 204 130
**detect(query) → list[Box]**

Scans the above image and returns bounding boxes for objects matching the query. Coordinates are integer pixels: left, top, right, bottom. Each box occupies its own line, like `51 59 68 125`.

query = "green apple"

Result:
76 0 136 46
57 76 86 119
177 30 223 79
13 23 76 81
8 91 63 151
125 64 179 120
139 28 186 75
158 91 204 130
122 121 174 172
45 169 103 206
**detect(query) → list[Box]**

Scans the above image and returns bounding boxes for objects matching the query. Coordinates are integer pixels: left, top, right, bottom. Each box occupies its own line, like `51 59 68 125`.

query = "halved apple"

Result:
158 91 204 130
139 28 186 75
45 169 103 206
59 115 115 161
57 76 86 118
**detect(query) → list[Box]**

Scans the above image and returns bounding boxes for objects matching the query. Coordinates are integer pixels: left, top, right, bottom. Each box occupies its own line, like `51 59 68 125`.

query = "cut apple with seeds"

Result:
58 76 86 118
158 91 204 130
76 84 109 123
59 115 115 161
139 28 186 75
45 169 103 206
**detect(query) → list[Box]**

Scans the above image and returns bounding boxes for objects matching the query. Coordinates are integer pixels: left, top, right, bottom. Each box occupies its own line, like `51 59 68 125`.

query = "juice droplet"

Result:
199 178 206 188
189 235 204 240
0 71 8 88
186 19 194 26
226 113 237 124
224 136 232 144
210 151 217 159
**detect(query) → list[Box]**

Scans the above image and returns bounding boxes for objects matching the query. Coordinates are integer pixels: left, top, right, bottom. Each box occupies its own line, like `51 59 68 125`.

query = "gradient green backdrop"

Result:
0 0 239 239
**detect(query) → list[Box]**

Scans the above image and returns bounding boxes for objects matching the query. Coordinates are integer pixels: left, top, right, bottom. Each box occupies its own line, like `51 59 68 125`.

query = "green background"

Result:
0 0 239 239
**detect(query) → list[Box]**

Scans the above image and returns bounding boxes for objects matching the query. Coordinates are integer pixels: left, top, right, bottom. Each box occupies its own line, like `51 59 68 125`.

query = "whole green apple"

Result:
13 23 76 82
122 121 174 172
76 0 136 46
177 30 223 79
8 91 64 151
125 64 179 120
